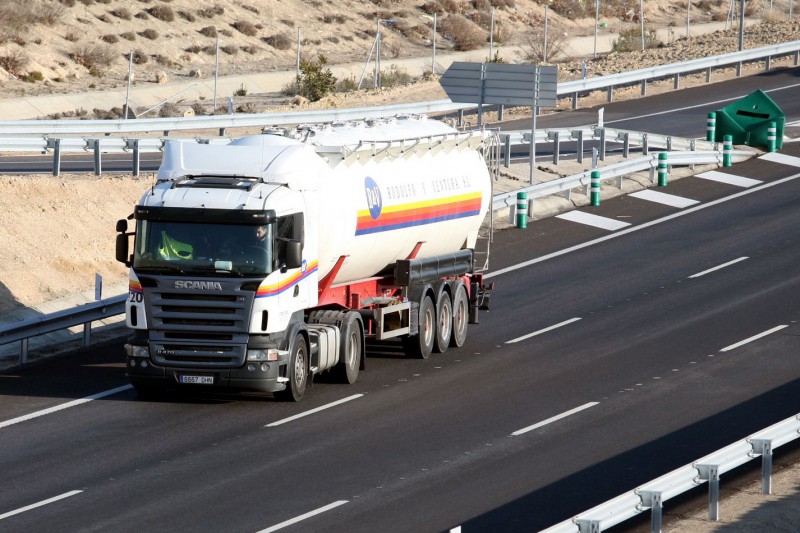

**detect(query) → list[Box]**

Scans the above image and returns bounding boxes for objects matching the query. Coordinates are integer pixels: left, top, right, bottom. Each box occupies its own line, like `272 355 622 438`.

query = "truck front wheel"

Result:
276 334 308 402
403 294 435 359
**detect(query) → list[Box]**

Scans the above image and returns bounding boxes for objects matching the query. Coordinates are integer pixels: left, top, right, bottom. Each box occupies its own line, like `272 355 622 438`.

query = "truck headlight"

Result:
125 344 150 358
247 349 281 362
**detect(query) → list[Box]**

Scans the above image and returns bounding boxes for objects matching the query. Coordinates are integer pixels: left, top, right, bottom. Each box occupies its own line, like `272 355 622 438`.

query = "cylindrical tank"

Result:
309 118 492 283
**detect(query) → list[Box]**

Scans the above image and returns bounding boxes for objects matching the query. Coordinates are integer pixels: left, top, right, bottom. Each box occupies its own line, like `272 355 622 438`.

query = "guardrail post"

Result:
696 464 721 521
497 104 504 121
576 130 584 163
89 139 102 176
598 128 606 161
503 135 511 168
658 152 668 187
767 121 777 153
639 491 664 533
572 92 578 109
51 138 62 177
795 51 799 66
457 109 464 128
130 139 141 176
623 132 630 158
575 519 601 533
642 133 649 156
706 112 716 142
641 80 647 96
674 73 680 89
551 131 560 165
607 86 614 103
590 170 600 206
750 439 773 495
765 55 771 70
736 62 742 77
706 66 712 83
516 192 527 229
20 338 28 365
723 135 733 167
83 321 92 347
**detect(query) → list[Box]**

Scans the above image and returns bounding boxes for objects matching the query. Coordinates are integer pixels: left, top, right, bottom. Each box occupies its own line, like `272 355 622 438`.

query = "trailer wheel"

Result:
434 292 452 353
403 294 435 359
276 334 308 402
450 283 469 348
334 312 362 384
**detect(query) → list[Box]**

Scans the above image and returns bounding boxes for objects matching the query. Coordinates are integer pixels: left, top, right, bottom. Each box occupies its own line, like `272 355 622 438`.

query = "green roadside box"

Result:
713 89 784 150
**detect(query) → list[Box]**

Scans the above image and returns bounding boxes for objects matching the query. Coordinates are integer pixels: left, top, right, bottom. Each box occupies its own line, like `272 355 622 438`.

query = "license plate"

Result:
179 375 214 385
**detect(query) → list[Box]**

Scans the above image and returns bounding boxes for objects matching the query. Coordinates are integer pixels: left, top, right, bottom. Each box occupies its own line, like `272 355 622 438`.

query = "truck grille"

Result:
141 277 256 368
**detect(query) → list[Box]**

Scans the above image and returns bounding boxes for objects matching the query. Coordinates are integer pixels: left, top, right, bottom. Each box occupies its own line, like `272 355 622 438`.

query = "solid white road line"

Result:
486 171 800 280
688 257 749 279
720 325 788 352
511 402 599 436
265 394 363 427
0 490 83 521
556 211 631 231
760 152 800 167
256 500 349 533
696 170 762 188
0 384 133 430
506 318 582 344
630 190 700 208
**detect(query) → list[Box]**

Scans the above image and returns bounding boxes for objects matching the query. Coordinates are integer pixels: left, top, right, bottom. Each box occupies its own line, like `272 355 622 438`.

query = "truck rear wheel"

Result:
434 292 452 353
275 334 308 402
403 294 435 359
450 283 469 348
334 312 362 384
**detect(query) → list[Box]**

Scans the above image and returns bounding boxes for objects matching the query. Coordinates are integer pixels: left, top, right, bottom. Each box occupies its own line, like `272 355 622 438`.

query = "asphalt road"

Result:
2 74 800 532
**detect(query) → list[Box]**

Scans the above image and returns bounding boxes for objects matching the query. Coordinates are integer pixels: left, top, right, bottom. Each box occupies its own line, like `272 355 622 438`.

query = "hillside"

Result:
0 0 786 113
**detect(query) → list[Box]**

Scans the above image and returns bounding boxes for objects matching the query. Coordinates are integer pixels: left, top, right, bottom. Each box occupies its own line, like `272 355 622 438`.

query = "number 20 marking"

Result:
129 292 143 303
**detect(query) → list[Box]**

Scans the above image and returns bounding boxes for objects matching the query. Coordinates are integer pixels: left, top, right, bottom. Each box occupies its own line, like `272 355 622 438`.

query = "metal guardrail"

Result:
0 41 797 136
542 413 800 533
0 295 126 365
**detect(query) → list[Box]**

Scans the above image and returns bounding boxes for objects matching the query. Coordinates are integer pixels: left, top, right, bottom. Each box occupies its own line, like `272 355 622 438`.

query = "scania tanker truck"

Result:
115 115 495 401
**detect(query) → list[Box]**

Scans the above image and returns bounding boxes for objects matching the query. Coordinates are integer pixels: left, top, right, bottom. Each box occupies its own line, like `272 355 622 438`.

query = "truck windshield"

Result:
132 220 273 277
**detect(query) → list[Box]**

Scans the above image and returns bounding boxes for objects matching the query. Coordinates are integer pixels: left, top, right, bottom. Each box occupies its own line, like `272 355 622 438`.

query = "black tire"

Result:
434 291 452 353
333 312 362 384
403 294 435 359
450 283 469 348
275 334 308 402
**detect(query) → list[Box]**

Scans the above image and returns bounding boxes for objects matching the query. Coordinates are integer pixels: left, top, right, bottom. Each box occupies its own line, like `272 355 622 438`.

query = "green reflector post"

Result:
723 134 733 167
767 121 777 153
590 170 600 206
706 111 716 142
516 191 527 229
658 152 668 187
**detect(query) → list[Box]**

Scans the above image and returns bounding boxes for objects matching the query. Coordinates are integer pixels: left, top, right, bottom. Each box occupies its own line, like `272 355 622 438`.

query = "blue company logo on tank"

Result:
364 176 383 220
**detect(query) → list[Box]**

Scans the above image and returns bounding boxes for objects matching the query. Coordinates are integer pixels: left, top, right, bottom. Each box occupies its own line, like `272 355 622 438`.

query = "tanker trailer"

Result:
115 115 495 401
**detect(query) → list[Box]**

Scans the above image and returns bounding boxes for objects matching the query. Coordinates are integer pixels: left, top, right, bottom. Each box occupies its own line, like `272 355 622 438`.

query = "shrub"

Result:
376 64 412 88
140 29 159 40
263 33 292 50
158 102 180 118
132 49 148 64
120 32 136 41
23 70 44 82
199 26 217 38
135 11 149 20
148 5 174 21
59 0 77 6
64 31 80 42
110 8 132 20
221 45 238 55
280 19 295 27
242 4 259 14
0 50 29 75
241 45 259 54
101 34 119 44
70 44 117 70
612 28 660 52
79 0 95 5
440 14 486 51
297 55 336 102
335 76 358 93
178 10 196 22
197 5 224 18
234 84 247 96
232 21 258 36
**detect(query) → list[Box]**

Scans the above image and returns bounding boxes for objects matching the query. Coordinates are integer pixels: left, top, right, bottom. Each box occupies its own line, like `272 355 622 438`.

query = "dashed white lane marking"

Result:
760 152 800 167
265 394 363 427
0 385 133 430
0 490 83 521
630 189 700 208
506 318 582 344
511 402 599 436
255 500 349 533
720 325 788 352
695 170 762 188
688 257 749 279
556 211 631 231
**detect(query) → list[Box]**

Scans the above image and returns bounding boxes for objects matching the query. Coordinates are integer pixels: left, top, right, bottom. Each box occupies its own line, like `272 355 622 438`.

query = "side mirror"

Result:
284 240 302 270
116 233 130 266
116 219 128 233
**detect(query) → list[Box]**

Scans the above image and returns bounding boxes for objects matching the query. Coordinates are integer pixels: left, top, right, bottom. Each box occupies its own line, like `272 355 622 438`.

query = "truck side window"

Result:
274 214 303 269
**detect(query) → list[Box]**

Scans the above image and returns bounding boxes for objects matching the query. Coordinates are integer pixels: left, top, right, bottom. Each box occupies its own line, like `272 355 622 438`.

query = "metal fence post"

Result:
639 491 664 533
751 439 774 494
697 464 721 521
